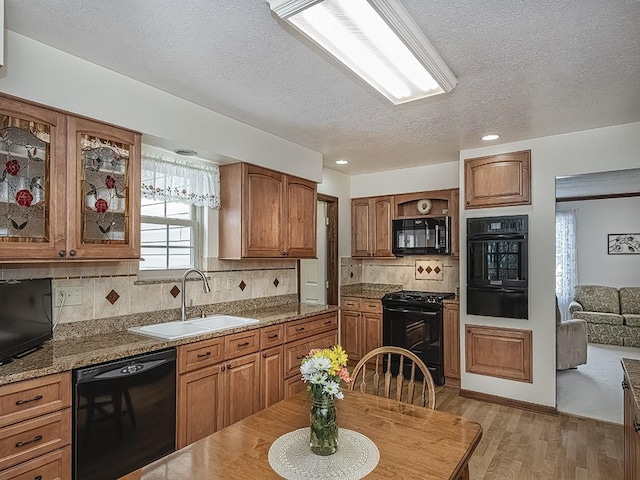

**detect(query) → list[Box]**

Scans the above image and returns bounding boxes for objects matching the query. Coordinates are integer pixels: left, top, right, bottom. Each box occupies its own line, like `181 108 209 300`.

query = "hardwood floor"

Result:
434 386 624 479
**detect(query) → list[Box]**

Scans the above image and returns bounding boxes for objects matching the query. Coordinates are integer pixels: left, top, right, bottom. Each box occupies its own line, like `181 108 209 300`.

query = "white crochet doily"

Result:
268 428 380 480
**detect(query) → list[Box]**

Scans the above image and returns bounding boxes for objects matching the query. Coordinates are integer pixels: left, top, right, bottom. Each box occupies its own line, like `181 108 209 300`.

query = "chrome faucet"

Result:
181 269 211 322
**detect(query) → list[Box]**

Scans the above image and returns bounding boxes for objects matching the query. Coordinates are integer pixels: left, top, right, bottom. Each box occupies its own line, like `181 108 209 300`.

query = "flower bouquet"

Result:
300 345 352 456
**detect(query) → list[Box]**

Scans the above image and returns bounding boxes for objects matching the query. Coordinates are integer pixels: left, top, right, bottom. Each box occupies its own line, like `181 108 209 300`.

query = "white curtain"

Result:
141 153 221 208
555 210 578 321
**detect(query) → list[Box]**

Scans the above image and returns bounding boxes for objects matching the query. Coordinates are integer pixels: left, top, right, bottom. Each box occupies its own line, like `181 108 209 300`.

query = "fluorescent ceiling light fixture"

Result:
481 134 500 141
268 0 457 105
335 159 349 164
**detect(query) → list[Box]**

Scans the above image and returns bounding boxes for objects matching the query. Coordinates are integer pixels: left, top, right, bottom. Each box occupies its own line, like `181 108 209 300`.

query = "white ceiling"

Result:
5 1 640 175
556 168 640 199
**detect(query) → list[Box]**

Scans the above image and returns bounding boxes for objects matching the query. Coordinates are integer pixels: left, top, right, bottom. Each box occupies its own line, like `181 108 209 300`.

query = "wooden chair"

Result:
349 346 436 409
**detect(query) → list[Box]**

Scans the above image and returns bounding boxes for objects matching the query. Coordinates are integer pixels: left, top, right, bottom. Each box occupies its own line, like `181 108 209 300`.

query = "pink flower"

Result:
308 349 321 356
5 160 20 176
15 189 33 207
337 366 353 383
94 198 108 213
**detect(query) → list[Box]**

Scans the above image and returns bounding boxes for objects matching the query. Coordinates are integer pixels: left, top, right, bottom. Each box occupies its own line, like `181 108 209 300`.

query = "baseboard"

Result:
459 389 558 416
445 377 460 387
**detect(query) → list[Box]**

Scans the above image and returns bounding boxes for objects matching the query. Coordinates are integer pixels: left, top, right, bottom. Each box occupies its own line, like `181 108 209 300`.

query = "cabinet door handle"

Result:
35 476 43 480
634 419 640 433
16 394 43 406
69 250 76 257
296 327 305 332
622 380 630 390
237 342 250 347
324 320 333 325
58 250 66 257
227 364 232 369
268 334 279 339
296 355 305 360
15 434 43 448
221 365 225 371
196 351 211 359
263 353 268 358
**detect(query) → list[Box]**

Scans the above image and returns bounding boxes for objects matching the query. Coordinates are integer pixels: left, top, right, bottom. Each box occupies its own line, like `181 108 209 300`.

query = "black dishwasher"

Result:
73 348 176 480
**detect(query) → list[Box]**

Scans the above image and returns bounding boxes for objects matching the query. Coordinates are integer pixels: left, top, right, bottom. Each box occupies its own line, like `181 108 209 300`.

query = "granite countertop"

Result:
0 303 338 387
443 298 460 305
340 283 402 299
622 358 640 413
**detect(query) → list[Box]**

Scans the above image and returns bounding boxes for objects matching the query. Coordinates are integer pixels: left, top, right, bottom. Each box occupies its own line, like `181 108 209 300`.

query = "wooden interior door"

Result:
243 164 284 257
0 95 67 260
285 175 316 257
371 196 393 257
351 198 371 257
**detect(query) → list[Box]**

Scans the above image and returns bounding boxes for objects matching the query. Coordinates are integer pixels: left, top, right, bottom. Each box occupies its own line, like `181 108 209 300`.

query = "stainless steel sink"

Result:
128 315 259 340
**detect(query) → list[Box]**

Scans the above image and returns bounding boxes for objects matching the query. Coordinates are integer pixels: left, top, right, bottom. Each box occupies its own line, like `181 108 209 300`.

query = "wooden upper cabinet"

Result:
351 196 394 258
0 95 67 260
285 175 317 258
219 163 317 259
66 116 141 259
0 94 141 262
464 150 531 209
244 164 285 257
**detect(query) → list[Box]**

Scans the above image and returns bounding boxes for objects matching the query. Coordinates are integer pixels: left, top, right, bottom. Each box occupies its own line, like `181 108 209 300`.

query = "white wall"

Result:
350 161 459 198
318 167 351 259
0 31 323 181
459 122 640 408
557 197 640 287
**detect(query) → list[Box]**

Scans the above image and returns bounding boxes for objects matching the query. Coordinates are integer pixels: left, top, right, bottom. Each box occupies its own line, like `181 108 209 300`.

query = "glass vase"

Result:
310 395 338 455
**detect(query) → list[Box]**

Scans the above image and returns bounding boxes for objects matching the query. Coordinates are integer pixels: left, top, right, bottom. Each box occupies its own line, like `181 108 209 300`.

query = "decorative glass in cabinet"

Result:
80 134 130 244
0 117 50 242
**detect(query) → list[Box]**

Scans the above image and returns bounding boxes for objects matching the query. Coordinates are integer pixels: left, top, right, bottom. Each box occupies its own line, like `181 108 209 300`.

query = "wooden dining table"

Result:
120 390 482 479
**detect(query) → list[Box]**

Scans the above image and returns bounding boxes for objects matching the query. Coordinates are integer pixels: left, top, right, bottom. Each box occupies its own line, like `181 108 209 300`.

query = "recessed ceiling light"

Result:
173 149 198 156
481 134 500 141
335 160 349 165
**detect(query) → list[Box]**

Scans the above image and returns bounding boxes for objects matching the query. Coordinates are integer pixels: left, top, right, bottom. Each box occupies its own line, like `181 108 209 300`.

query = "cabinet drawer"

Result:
0 408 71 471
0 445 71 480
260 324 284 349
340 297 361 311
178 338 224 374
285 313 338 343
361 299 382 314
0 373 71 429
224 330 260 359
284 331 339 378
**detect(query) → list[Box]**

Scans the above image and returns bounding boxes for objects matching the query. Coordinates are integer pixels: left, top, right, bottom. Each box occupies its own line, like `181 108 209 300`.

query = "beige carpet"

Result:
556 343 640 424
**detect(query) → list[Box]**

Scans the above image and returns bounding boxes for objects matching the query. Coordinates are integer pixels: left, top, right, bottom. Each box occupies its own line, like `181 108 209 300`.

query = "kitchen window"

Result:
138 151 220 273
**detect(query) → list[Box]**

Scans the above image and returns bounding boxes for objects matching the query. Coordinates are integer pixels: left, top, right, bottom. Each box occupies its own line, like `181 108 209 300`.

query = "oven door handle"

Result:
468 234 526 241
384 307 438 315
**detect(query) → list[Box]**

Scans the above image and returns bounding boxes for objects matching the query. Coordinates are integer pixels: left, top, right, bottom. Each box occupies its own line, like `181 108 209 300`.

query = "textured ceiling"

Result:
5 1 640 175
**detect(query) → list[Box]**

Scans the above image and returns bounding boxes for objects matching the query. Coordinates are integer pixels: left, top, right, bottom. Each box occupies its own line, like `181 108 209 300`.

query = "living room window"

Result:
138 151 220 274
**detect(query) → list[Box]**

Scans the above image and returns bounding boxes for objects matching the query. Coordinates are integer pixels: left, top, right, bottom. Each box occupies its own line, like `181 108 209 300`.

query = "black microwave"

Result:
392 217 450 256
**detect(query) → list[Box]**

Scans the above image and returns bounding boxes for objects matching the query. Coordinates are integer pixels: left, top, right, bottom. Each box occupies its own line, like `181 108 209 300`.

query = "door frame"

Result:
298 193 339 306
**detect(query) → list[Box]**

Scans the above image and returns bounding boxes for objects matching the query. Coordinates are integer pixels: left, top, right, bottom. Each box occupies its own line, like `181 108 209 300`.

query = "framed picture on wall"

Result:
608 233 640 254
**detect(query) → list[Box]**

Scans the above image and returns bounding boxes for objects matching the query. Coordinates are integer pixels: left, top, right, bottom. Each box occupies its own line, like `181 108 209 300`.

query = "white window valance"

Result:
141 153 220 208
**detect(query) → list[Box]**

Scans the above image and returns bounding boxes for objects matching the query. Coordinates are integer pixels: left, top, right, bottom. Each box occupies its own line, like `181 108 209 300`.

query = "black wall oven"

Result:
467 215 528 319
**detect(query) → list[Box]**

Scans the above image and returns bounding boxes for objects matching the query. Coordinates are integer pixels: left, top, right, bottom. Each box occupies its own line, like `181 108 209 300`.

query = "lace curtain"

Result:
555 210 578 321
141 153 220 208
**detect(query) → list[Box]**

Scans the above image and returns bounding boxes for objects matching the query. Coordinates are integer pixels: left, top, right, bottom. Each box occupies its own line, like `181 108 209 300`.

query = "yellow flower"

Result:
332 345 348 366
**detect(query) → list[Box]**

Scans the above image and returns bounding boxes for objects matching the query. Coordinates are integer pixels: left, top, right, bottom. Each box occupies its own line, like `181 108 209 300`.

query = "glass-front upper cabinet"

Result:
0 96 67 259
67 116 141 259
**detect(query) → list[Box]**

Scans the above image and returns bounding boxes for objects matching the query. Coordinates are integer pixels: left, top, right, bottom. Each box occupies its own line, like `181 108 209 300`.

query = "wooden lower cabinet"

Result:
177 352 260 449
624 371 640 479
0 445 71 480
443 301 460 385
260 346 284 410
284 373 305 399
340 297 383 362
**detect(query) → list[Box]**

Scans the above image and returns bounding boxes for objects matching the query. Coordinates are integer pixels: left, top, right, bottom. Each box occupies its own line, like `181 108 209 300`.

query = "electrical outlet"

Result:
226 276 234 290
54 286 83 306
213 277 221 292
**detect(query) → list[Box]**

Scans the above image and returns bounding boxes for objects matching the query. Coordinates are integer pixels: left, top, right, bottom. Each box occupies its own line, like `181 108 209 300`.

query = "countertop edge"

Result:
621 357 640 413
0 304 339 387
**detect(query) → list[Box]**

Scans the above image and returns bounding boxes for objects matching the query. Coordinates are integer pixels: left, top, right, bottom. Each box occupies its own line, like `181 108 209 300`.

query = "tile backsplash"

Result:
341 256 459 293
1 258 297 324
